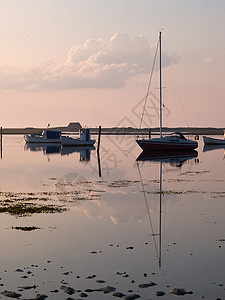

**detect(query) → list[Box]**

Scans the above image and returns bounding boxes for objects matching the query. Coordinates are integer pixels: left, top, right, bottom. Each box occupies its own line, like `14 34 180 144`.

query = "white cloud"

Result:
0 33 181 91
204 56 213 63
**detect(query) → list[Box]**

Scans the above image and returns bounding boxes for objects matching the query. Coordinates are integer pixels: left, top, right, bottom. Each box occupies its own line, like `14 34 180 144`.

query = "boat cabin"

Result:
79 128 91 141
45 130 61 139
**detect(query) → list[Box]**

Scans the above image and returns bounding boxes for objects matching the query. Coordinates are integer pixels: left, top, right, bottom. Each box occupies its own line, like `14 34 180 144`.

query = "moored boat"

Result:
137 132 197 151
61 128 96 146
24 130 61 143
203 136 225 145
136 31 198 152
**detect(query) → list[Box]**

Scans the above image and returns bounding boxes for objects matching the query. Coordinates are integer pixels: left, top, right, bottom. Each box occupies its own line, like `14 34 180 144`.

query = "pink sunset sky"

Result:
0 0 224 128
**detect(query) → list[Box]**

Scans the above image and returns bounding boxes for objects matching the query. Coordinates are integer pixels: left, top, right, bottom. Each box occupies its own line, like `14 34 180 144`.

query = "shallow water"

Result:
0 135 224 299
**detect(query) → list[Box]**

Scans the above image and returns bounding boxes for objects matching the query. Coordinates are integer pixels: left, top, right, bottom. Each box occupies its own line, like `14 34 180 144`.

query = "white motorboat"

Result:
61 128 96 146
203 136 225 145
136 31 198 152
24 130 61 143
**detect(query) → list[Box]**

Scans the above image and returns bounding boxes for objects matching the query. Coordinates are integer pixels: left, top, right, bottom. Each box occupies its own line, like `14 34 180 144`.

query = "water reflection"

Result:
1 136 225 298
24 143 95 161
136 150 199 267
203 144 225 152
136 150 198 167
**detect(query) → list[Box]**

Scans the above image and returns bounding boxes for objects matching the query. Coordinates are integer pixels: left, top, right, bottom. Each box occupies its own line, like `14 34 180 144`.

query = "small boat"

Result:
203 136 225 145
136 31 198 152
61 128 96 146
24 130 61 143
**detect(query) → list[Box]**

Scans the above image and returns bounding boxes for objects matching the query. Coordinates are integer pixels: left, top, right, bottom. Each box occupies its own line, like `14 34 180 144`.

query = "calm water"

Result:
0 135 224 299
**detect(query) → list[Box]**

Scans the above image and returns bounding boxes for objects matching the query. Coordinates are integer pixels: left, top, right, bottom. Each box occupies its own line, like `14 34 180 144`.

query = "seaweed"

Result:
12 226 41 231
0 203 67 217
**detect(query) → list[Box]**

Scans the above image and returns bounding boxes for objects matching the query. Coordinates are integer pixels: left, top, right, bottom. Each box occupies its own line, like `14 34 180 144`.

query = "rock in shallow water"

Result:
123 294 141 299
79 292 88 297
138 282 157 288
154 291 166 296
34 295 48 300
85 286 116 294
18 285 36 290
60 285 75 295
1 290 22 298
112 291 126 298
170 288 193 295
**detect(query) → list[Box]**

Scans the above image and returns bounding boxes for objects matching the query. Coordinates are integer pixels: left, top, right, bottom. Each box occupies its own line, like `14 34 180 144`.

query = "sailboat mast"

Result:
159 31 162 138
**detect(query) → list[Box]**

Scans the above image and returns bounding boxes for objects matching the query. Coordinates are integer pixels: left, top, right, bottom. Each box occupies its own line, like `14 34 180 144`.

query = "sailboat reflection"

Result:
24 143 95 162
136 150 198 267
137 150 198 166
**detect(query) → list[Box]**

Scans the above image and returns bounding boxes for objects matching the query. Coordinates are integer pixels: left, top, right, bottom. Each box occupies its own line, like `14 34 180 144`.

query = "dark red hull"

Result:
136 139 198 151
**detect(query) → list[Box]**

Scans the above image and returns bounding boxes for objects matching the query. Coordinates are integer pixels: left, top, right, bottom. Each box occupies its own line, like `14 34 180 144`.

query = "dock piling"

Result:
1 127 2 159
97 126 101 153
97 126 101 177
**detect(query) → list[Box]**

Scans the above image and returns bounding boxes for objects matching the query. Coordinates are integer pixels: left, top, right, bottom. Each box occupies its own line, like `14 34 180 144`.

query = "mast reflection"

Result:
136 149 198 267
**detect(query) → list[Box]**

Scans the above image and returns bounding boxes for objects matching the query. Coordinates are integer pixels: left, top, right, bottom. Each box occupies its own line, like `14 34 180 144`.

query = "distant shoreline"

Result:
0 126 224 135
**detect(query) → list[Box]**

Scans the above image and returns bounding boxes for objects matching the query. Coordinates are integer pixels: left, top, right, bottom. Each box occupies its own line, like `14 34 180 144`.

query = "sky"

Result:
0 0 225 128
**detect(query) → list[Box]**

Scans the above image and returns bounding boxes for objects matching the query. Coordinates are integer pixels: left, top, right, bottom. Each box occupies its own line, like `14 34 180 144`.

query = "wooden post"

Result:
0 127 2 159
97 126 101 177
97 126 101 153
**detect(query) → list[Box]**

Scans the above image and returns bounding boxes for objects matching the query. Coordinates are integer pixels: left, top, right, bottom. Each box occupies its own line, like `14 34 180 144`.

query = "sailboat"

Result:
136 31 198 152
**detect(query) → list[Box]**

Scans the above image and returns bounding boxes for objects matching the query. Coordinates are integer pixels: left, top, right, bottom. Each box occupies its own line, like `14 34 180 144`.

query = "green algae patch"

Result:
148 189 205 195
12 226 41 231
108 180 140 188
0 203 67 217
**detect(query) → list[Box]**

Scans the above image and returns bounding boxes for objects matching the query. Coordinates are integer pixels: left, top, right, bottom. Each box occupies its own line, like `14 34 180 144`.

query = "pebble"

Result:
62 271 70 275
15 269 23 272
50 289 59 293
86 274 96 279
116 272 126 275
